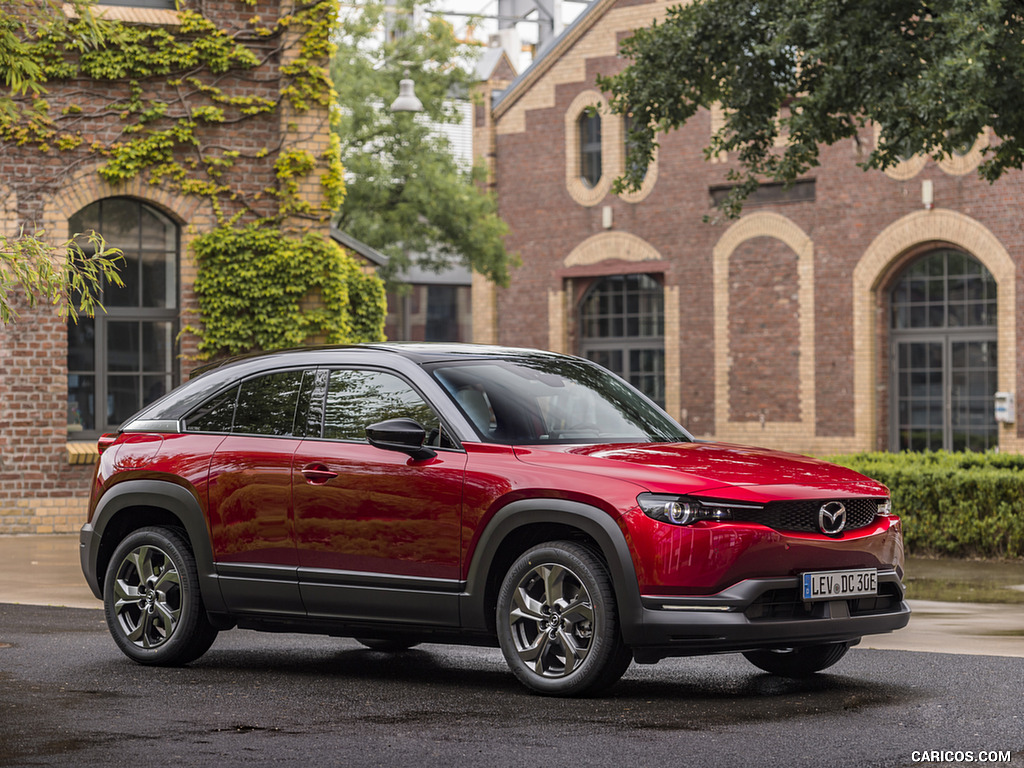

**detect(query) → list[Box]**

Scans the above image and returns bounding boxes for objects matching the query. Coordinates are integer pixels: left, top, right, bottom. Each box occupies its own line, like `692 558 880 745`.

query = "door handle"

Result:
300 463 338 485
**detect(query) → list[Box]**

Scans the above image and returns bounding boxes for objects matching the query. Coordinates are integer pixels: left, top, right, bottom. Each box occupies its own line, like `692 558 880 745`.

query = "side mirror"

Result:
366 418 437 461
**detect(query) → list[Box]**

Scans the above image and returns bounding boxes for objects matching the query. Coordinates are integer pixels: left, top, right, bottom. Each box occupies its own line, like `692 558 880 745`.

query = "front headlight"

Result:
877 498 893 516
638 494 735 526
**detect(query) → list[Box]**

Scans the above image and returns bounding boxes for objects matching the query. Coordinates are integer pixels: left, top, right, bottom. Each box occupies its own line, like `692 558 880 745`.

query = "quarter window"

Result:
66 198 178 438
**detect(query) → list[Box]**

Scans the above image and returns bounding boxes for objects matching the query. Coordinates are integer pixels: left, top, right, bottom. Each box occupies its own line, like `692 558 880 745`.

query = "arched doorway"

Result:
578 273 664 405
889 248 997 451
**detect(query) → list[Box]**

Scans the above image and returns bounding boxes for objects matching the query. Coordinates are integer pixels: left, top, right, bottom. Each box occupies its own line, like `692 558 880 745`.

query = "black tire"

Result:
742 642 852 677
496 541 632 696
103 526 218 666
354 636 421 652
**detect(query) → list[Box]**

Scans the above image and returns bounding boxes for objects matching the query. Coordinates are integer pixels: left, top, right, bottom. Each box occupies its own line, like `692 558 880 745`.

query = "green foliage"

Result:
599 0 1024 218
188 224 385 358
0 228 123 323
2 0 343 220
333 0 513 286
827 451 1024 559
1 0 382 357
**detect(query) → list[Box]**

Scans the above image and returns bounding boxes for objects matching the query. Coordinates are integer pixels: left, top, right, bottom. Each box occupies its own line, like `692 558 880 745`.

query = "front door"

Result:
292 368 466 624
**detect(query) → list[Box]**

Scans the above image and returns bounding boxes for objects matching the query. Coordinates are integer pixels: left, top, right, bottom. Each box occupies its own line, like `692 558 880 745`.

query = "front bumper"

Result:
628 570 909 663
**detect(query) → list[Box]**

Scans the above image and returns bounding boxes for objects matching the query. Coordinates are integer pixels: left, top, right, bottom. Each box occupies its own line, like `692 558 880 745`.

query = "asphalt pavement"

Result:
1 534 1022 658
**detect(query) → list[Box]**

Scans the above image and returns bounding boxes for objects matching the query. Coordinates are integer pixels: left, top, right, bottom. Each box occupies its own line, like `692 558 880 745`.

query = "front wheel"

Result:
496 541 632 696
742 642 852 677
103 526 218 666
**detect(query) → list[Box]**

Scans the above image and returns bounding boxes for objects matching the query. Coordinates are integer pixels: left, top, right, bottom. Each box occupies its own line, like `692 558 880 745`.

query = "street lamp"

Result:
390 70 423 113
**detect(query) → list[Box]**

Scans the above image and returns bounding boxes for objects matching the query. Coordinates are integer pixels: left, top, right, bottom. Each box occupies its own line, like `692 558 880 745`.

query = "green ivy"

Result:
187 224 385 358
2 0 386 353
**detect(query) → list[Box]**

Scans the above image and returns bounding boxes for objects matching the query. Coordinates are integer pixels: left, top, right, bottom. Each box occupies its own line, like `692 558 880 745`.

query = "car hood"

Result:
512 441 887 501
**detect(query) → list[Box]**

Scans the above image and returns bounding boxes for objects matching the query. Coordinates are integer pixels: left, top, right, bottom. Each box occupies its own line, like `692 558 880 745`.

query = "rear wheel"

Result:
496 541 632 696
742 642 852 677
103 526 218 666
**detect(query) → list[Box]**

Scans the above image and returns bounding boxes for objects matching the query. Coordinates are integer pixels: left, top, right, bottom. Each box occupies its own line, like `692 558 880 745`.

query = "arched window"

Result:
890 248 997 451
578 112 602 188
66 198 179 438
579 274 664 405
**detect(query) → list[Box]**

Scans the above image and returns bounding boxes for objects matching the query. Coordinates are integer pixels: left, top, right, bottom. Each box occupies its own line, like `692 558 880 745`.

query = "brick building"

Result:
0 0 342 533
475 0 1024 457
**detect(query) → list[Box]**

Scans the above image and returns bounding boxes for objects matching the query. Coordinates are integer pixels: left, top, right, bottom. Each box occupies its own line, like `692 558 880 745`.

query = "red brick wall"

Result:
0 0 315 532
728 236 801 423
492 0 1024 449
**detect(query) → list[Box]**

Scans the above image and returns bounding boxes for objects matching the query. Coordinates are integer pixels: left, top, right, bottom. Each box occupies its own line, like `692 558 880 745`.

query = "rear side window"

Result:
184 369 315 436
233 371 306 436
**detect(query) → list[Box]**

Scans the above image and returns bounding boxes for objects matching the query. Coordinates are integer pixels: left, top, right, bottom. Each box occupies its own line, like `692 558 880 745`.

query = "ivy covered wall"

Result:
0 0 384 533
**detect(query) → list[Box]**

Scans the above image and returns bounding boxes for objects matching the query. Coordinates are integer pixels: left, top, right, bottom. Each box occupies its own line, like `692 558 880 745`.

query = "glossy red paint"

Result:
94 431 901 598
513 442 887 498
459 441 899 596
458 442 644 579
622 512 903 595
292 438 466 580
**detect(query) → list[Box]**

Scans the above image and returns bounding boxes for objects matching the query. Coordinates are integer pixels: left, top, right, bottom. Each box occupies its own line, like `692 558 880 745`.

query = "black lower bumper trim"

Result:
628 572 910 663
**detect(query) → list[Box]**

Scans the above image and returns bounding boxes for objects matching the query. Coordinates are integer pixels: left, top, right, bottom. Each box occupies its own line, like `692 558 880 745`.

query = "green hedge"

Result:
826 452 1024 559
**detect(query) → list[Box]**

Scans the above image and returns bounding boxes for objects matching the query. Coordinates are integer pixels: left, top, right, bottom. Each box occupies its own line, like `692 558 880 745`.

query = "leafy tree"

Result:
1 0 120 323
599 0 1024 217
332 0 512 286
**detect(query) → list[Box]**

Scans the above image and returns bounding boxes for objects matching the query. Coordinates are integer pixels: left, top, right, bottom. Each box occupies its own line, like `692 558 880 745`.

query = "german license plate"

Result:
802 569 877 601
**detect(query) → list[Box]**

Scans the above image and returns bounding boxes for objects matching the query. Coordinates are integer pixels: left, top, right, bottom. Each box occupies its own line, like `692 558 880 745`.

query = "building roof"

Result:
492 0 618 118
330 226 389 267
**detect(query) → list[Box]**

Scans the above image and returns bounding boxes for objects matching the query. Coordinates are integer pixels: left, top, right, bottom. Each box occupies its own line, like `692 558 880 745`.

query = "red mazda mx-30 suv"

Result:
80 344 909 695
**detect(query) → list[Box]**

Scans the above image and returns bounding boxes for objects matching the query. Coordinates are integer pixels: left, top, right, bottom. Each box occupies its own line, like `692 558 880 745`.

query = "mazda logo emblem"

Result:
818 501 847 536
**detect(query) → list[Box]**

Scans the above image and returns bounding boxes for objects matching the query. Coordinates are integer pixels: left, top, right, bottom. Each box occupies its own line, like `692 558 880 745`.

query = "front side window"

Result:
890 248 998 452
578 274 665 406
578 112 602 188
323 369 443 442
67 198 178 437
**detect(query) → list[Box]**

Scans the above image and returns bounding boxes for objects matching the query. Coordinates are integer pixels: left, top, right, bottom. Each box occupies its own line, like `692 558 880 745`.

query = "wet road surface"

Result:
1 603 1021 768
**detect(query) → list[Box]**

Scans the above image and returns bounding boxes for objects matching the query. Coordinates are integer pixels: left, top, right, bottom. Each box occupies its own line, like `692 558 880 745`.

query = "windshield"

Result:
431 356 690 445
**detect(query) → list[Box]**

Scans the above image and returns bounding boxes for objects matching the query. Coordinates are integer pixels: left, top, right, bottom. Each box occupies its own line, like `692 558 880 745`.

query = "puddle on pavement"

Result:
905 557 1024 604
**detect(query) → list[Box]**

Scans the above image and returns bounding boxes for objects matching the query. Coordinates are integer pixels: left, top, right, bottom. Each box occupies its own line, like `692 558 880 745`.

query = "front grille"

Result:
734 498 880 534
850 582 902 616
745 581 903 621
744 589 818 621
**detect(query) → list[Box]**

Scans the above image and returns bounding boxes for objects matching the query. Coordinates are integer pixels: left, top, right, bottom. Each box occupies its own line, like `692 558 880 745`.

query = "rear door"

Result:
198 369 316 615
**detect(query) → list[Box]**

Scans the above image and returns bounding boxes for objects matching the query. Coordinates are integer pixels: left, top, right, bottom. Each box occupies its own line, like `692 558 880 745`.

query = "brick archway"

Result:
853 208 1018 451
